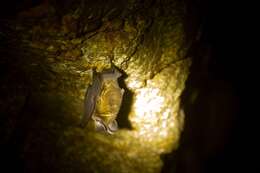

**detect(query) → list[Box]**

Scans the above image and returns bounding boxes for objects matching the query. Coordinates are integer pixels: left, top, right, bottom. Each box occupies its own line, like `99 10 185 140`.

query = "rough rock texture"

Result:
1 0 191 173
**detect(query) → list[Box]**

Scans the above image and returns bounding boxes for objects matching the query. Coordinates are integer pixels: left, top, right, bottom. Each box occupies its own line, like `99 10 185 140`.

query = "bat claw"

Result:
107 120 118 134
95 120 106 132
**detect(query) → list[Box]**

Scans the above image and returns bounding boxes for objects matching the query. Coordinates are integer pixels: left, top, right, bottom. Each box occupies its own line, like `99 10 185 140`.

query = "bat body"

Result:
80 67 124 134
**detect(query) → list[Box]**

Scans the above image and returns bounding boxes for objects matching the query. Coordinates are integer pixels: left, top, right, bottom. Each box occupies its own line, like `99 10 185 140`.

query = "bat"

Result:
80 66 123 134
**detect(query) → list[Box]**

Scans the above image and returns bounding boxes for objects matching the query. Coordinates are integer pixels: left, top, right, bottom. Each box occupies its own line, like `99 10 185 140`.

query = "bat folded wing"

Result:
80 73 102 128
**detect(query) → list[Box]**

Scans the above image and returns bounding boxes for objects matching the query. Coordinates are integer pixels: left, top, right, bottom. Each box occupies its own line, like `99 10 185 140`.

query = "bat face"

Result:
81 66 124 134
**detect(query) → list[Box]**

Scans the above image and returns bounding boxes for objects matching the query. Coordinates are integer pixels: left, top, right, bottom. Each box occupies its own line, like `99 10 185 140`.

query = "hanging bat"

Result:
80 66 124 134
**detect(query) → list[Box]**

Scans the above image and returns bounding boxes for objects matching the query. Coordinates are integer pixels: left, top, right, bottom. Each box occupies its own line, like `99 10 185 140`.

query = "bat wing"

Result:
80 72 102 128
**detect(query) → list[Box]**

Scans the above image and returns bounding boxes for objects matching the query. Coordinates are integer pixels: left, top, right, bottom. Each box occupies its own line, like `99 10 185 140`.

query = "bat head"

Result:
113 67 123 79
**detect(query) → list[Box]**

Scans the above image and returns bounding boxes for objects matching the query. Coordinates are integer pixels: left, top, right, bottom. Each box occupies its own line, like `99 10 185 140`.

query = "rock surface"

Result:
0 0 192 172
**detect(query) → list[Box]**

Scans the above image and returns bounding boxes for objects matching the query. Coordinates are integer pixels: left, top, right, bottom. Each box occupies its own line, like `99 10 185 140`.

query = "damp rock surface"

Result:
1 0 191 173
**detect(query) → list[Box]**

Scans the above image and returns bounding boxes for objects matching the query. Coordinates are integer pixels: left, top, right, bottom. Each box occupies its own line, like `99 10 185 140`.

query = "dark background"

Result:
170 0 255 173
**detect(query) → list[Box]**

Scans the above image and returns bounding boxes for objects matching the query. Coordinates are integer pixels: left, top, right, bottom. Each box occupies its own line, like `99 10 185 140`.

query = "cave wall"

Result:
0 0 194 173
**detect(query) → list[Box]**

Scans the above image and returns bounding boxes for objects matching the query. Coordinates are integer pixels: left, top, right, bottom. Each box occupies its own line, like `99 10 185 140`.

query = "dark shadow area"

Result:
116 68 133 129
161 0 253 173
161 152 177 173
0 0 43 18
1 92 80 173
1 91 31 173
0 18 76 173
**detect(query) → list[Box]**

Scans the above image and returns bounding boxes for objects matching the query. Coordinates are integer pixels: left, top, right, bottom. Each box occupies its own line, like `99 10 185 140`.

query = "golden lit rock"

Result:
1 0 192 173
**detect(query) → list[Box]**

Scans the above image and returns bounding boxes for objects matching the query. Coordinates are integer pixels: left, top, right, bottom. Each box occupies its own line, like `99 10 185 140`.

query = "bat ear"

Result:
114 68 123 78
110 62 123 78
